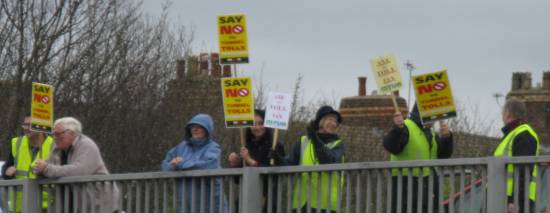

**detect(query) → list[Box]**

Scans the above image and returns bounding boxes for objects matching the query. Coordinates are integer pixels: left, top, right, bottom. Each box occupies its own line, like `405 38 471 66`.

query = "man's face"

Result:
53 124 75 150
22 116 34 137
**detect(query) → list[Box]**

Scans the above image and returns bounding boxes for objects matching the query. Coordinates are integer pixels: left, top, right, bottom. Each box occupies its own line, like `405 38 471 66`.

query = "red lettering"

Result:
34 94 43 102
417 85 433 95
225 89 238 97
220 26 232 34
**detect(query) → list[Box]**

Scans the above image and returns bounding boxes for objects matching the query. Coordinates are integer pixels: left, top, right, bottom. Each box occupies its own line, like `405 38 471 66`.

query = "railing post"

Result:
241 167 263 213
22 179 41 213
486 157 507 213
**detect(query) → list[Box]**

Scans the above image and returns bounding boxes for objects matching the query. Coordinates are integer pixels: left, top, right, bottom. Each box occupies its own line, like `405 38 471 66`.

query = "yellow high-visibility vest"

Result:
10 135 54 211
390 119 438 176
292 136 344 211
493 124 539 201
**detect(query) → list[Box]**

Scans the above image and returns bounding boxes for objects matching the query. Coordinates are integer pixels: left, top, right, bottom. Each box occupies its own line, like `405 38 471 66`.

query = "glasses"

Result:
53 129 70 138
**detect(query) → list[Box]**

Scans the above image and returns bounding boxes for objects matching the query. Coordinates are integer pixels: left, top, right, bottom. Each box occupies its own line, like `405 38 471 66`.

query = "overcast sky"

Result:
141 0 550 136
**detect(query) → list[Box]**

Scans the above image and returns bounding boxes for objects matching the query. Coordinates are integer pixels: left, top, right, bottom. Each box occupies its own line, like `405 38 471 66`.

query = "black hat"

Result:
314 105 343 125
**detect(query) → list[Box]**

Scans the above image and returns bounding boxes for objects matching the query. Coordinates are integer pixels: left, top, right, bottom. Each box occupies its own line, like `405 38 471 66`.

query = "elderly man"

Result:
33 117 118 212
494 97 540 213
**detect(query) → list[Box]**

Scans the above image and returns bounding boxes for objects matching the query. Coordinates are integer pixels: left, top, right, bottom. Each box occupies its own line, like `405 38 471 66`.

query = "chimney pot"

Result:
543 71 550 90
358 77 367 96
222 65 232 77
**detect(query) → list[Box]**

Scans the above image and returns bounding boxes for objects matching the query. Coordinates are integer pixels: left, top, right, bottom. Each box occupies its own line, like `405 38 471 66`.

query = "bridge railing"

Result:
2 156 550 213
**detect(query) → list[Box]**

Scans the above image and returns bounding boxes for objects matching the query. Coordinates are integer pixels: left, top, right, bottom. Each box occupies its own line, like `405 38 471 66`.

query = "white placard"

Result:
264 92 293 130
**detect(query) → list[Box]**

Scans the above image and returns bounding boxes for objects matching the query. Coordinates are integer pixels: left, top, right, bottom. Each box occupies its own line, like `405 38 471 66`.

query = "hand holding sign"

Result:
393 112 404 128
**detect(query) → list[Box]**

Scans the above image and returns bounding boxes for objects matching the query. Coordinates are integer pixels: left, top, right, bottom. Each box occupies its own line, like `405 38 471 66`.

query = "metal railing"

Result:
0 156 549 213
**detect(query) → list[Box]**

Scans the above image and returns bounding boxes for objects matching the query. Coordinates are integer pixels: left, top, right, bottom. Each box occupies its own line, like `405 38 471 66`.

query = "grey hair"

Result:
503 97 527 120
54 117 82 135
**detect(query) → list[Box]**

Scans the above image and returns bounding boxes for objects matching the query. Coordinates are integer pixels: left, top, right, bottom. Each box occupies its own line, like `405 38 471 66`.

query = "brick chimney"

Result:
543 71 550 91
175 59 185 80
199 53 209 75
358 77 367 96
222 65 232 77
188 56 200 76
211 53 221 78
511 72 532 91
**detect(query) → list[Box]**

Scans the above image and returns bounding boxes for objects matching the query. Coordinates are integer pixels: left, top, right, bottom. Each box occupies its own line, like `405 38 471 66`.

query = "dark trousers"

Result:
390 176 439 213
508 200 534 213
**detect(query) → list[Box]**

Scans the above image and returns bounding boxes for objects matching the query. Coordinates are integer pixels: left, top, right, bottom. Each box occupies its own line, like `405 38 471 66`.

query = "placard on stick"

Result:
31 82 54 133
264 92 293 130
221 77 255 128
412 69 457 123
370 54 403 94
218 13 249 64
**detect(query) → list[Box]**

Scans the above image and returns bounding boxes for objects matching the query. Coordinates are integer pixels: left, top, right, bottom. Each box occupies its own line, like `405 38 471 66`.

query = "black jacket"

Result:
234 128 286 167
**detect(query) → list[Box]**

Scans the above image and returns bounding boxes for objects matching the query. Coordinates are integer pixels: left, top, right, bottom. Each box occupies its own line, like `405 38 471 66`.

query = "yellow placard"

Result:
31 82 54 133
370 54 403 94
218 14 249 64
412 70 457 123
221 77 254 128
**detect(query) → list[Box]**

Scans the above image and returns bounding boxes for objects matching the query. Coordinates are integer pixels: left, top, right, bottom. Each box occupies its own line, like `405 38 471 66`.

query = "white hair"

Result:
54 117 82 135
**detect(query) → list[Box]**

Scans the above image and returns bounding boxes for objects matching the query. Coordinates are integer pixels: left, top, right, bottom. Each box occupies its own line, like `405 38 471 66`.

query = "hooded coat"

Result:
161 114 228 213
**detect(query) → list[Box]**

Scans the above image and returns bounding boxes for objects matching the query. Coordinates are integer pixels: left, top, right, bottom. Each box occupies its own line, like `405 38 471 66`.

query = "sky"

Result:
140 0 550 136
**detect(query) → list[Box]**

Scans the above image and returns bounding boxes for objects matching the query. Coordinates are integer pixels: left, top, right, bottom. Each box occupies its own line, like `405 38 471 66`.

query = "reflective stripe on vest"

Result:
390 119 437 176
493 124 539 201
292 136 343 211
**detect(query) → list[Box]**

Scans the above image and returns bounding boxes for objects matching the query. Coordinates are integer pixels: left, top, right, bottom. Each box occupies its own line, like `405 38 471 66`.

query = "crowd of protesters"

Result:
0 97 540 213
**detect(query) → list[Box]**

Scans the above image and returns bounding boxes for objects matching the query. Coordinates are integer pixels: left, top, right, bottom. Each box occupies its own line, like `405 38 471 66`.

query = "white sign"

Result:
264 92 293 130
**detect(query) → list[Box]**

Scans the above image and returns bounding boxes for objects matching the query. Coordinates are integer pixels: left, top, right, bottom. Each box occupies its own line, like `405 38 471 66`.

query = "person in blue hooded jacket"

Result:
161 113 228 213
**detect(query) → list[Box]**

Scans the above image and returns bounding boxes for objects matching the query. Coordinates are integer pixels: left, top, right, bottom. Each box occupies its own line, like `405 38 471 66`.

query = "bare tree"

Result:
0 0 194 172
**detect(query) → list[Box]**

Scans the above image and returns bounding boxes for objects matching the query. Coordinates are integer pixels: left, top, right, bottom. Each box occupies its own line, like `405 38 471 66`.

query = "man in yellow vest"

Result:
494 97 539 213
1 115 53 212
383 104 454 213
272 106 344 213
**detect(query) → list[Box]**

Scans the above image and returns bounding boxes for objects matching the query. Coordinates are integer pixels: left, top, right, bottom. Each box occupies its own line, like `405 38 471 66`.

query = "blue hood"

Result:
185 114 214 141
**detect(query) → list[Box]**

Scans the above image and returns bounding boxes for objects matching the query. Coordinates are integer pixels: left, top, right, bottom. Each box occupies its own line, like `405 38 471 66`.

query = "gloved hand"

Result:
307 126 322 147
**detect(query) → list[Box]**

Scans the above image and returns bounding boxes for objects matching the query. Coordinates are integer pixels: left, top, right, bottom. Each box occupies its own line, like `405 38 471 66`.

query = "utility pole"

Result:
404 60 416 109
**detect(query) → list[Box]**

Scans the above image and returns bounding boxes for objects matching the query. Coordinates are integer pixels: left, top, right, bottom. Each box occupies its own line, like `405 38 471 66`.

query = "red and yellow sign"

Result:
31 82 54 133
370 54 403 94
412 70 457 123
221 77 254 128
218 14 249 64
